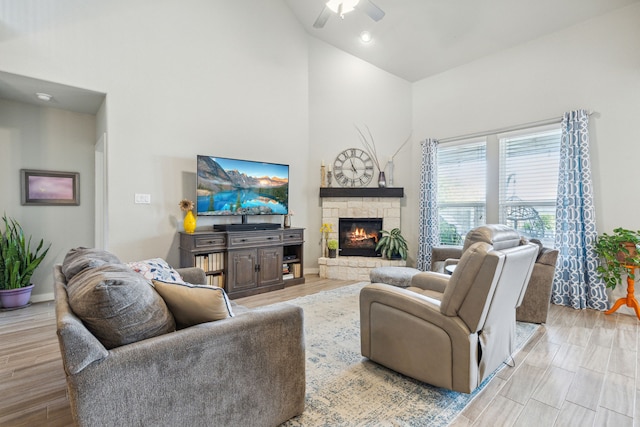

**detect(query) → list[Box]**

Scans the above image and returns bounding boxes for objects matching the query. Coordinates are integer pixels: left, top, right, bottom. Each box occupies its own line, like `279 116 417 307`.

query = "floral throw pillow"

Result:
126 258 186 284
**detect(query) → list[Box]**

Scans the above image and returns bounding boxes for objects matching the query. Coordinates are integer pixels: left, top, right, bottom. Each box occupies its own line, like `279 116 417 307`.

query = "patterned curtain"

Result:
417 139 439 271
551 110 607 310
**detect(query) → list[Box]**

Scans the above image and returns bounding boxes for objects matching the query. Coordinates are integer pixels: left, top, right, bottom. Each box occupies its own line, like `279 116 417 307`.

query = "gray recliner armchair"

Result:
361 238 538 393
431 224 559 324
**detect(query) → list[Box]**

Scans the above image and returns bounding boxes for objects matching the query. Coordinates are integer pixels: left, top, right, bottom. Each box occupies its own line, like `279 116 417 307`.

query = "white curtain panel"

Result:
417 139 440 271
551 109 607 310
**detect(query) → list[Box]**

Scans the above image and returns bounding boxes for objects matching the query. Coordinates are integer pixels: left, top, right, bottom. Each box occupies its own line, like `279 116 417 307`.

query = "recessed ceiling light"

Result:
360 31 372 43
36 92 53 101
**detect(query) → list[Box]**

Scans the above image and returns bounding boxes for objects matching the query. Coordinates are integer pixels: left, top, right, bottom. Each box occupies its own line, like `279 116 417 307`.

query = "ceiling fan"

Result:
313 0 385 29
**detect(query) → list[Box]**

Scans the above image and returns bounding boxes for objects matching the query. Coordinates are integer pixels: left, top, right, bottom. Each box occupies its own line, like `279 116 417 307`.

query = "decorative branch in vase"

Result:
355 124 412 188
355 125 384 187
387 131 412 187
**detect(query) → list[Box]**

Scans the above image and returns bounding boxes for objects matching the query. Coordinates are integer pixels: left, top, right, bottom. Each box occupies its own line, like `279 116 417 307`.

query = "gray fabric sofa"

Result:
54 260 305 426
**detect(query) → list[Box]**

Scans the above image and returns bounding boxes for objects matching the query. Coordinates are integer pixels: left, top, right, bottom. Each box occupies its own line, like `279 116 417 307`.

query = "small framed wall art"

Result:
21 169 80 206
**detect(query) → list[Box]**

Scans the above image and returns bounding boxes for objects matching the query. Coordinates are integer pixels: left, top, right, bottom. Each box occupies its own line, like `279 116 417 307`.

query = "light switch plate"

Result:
134 193 151 204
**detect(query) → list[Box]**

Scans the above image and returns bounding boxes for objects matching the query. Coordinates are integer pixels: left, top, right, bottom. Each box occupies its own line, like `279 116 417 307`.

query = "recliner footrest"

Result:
369 266 421 288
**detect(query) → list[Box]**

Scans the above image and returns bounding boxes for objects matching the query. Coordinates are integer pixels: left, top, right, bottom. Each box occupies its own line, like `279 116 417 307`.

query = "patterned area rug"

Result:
279 282 539 427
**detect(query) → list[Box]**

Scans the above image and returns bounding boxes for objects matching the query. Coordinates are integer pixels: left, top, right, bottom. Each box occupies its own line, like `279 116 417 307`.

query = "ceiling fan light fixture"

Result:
326 0 360 17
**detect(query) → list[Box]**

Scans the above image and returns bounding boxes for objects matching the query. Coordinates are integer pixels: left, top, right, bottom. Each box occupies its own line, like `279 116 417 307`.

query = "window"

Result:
437 126 561 247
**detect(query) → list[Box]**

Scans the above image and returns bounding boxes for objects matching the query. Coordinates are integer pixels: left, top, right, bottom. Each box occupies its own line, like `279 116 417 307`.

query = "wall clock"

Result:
333 148 375 187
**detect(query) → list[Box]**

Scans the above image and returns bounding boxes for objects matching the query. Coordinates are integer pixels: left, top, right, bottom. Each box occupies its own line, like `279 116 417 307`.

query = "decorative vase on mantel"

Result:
183 210 197 234
377 171 387 188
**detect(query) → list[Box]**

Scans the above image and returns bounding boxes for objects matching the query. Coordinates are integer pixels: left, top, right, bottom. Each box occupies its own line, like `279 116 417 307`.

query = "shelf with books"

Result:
179 232 227 290
283 229 304 286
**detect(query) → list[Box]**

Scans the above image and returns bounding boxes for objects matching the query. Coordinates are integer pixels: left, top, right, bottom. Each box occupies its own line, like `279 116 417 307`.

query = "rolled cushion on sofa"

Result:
152 280 234 328
67 264 176 349
61 247 121 282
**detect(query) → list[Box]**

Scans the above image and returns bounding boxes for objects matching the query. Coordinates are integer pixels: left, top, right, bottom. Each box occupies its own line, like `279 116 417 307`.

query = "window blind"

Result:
437 140 486 245
498 129 561 246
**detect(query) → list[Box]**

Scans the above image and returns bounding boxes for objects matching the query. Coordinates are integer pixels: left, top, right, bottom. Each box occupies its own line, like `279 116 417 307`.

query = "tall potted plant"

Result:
0 215 50 309
594 227 640 290
375 228 408 260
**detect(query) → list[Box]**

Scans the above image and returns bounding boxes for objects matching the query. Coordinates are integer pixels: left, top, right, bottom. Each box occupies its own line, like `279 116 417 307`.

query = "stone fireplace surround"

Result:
319 188 406 281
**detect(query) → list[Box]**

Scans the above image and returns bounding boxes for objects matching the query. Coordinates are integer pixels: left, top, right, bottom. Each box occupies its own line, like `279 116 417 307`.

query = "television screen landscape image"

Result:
197 155 289 216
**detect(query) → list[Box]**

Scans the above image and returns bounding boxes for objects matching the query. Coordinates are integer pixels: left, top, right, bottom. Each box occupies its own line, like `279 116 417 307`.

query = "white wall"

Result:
0 1 310 291
409 3 640 258
0 0 413 293
0 99 96 300
308 37 413 265
3 1 636 298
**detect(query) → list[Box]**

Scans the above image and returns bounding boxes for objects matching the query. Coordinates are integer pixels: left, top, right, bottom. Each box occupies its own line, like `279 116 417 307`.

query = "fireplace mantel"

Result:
319 187 404 198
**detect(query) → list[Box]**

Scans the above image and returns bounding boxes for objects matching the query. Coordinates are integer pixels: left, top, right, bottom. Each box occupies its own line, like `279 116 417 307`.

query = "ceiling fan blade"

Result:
313 6 332 29
355 0 385 22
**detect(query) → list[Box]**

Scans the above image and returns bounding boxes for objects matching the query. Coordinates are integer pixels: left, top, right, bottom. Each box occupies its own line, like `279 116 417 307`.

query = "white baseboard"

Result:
305 267 319 275
31 292 54 303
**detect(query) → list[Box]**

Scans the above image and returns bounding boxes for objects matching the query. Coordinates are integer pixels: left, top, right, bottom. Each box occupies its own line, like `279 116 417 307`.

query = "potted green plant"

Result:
375 228 408 260
327 239 338 258
0 215 50 309
594 227 640 289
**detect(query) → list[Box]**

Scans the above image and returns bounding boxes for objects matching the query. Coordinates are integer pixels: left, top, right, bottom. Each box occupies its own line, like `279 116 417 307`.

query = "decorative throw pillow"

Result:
127 258 185 284
152 280 234 328
61 247 121 282
67 264 176 349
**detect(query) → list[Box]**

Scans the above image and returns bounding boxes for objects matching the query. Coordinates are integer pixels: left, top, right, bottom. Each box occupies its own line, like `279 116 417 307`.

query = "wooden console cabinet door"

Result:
257 246 283 287
227 249 258 293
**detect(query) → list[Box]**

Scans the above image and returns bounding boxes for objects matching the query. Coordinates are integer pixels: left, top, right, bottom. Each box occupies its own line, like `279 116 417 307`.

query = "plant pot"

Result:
0 284 34 309
616 242 638 263
328 249 337 258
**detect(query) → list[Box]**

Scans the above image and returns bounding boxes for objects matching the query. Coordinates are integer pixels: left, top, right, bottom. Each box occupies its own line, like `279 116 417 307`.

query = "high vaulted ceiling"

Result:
1 1 638 114
284 0 640 82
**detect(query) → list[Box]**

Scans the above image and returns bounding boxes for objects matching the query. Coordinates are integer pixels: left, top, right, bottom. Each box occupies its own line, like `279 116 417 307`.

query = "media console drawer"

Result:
226 231 283 248
180 231 227 251
194 235 226 249
283 229 304 244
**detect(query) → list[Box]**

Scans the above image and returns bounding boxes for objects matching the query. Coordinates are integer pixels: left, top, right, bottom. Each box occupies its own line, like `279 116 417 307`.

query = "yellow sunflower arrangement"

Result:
179 199 194 212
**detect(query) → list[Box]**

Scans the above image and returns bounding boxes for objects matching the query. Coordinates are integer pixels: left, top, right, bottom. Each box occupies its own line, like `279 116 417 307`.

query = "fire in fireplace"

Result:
339 218 383 257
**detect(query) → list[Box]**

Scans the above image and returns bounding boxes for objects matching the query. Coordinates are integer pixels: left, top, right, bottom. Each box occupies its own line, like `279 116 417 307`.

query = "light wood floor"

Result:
1 276 637 426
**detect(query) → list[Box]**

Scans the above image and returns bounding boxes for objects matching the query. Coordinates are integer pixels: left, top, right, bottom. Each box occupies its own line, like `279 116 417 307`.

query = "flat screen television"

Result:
196 155 289 221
